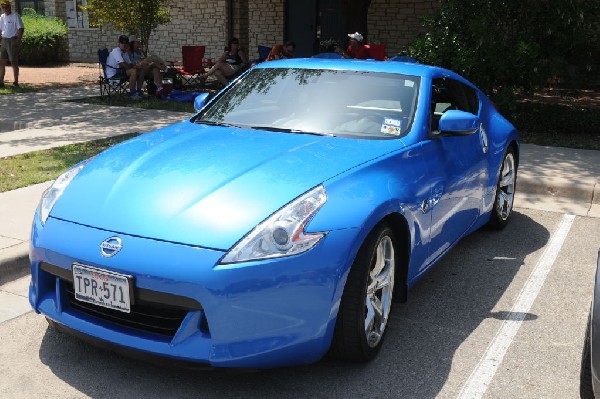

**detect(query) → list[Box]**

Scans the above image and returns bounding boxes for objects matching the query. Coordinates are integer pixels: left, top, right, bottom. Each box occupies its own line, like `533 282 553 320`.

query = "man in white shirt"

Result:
106 35 143 99
0 0 24 88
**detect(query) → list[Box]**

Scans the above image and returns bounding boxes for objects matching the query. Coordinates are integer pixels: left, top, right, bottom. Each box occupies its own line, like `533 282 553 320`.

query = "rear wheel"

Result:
488 148 517 229
331 223 397 361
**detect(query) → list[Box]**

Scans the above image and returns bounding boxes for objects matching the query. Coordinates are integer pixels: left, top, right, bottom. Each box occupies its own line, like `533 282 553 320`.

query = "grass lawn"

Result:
70 95 197 113
0 85 38 95
0 133 139 193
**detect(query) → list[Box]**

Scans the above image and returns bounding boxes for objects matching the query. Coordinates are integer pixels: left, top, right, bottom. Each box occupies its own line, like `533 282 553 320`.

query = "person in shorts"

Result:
205 38 248 86
0 0 24 88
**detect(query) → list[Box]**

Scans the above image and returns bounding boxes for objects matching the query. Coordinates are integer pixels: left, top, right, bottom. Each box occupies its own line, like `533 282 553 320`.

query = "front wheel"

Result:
331 223 397 361
488 148 517 229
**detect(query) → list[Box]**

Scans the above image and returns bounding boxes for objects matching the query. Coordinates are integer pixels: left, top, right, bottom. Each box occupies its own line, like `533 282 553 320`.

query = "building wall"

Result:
231 0 249 57
246 0 284 60
368 0 440 56
58 0 438 63
66 0 229 63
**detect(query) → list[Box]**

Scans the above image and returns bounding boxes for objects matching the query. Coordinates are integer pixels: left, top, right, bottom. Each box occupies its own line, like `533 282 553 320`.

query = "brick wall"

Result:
368 0 440 56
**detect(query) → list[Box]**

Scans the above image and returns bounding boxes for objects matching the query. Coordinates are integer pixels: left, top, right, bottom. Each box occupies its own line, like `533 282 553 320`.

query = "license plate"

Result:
72 263 132 313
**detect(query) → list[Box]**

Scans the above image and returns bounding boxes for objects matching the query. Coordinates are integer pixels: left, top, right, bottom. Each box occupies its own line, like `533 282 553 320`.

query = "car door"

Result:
420 76 486 266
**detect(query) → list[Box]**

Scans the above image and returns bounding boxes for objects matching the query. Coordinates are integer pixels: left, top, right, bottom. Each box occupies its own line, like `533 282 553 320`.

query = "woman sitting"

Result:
205 38 248 86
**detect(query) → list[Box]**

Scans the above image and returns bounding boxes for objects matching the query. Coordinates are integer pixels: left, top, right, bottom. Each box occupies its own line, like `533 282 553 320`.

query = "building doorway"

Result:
286 0 370 57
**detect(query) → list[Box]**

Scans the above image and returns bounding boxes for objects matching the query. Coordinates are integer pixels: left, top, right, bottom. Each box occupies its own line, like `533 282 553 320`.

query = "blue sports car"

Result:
29 59 519 368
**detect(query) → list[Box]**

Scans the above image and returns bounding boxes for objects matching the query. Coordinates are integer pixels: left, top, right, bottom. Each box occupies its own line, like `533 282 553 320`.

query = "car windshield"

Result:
195 68 420 139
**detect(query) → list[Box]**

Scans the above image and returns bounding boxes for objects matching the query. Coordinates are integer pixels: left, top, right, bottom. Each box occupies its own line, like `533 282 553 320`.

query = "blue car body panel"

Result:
29 58 520 368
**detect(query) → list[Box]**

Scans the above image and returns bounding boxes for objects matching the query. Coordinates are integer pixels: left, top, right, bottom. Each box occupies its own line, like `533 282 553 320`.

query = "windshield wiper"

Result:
195 120 246 129
250 126 332 136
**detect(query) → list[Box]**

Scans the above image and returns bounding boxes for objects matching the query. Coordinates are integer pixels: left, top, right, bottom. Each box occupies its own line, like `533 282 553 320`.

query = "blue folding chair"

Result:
98 48 128 98
312 52 343 59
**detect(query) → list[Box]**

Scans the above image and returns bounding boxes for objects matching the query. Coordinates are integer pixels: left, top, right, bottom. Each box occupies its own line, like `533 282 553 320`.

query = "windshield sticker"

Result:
381 118 402 136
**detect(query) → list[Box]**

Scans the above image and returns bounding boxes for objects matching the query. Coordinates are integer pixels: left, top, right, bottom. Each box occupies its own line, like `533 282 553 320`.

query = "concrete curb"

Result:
0 242 30 286
517 175 596 204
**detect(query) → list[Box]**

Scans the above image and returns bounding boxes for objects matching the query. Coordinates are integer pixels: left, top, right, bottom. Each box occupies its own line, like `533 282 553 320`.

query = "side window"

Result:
462 84 480 115
430 78 479 131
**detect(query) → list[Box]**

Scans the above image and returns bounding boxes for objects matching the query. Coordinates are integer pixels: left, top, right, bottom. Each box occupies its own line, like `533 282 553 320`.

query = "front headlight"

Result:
39 159 92 225
220 185 328 264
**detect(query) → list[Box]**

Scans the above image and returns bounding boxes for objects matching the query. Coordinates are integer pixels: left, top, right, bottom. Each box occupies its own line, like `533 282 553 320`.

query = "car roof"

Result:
254 58 475 88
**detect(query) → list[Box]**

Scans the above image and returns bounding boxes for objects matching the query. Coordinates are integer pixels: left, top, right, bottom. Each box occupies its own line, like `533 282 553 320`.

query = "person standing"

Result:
0 0 24 88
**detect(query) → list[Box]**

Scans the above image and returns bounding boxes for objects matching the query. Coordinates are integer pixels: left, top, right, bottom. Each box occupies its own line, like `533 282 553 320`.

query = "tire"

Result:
581 313 594 398
488 147 517 230
331 223 397 361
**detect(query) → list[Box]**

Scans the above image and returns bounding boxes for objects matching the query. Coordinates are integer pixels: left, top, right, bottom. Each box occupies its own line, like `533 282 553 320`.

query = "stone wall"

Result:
247 0 284 60
60 0 438 63
67 0 229 63
368 0 440 57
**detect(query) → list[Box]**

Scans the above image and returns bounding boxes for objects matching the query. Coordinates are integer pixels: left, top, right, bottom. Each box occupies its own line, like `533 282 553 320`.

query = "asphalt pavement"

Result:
0 86 599 288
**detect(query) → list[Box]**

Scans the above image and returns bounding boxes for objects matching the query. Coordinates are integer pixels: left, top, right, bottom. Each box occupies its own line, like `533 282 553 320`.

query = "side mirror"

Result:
437 110 478 136
193 92 211 112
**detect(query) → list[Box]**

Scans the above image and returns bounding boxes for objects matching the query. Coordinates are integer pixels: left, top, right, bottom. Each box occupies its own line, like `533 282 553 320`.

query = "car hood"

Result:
51 121 403 249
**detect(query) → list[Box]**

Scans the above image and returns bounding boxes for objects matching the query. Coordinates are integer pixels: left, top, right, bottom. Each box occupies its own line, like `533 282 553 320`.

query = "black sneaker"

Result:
0 82 5 88
12 82 19 88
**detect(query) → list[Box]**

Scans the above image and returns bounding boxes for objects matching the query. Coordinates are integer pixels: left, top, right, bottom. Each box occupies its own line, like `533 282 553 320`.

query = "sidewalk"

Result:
1 86 599 285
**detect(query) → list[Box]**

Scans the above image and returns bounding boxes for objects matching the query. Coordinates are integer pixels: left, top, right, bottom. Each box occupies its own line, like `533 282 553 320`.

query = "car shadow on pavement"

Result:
37 210 549 398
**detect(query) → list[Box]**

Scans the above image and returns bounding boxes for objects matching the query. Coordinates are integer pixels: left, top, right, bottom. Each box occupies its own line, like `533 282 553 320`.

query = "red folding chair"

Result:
365 44 386 61
178 45 206 89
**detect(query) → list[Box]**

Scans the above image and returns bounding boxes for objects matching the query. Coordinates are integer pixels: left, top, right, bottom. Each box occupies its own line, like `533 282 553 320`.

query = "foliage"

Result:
510 101 600 150
20 9 68 65
407 0 600 98
83 0 172 54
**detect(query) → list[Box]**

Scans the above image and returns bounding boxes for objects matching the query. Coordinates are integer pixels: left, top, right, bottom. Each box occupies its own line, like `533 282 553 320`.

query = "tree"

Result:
83 0 172 54
407 0 600 97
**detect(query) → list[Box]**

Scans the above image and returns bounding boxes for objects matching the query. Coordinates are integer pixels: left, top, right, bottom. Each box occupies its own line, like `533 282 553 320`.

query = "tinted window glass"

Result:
196 68 421 139
431 77 480 131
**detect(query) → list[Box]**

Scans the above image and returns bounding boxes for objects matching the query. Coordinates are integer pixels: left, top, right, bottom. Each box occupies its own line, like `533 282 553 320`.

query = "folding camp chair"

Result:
98 48 128 98
177 45 206 89
364 44 386 61
257 45 271 63
312 52 343 59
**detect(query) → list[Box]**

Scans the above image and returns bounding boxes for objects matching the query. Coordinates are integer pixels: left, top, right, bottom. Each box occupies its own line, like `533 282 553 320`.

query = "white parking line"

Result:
457 213 576 399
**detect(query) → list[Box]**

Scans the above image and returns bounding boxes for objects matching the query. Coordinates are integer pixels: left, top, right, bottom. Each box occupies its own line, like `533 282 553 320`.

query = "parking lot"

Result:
1 207 598 398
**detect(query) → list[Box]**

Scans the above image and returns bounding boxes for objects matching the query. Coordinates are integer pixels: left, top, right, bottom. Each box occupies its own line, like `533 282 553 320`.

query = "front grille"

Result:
64 281 188 338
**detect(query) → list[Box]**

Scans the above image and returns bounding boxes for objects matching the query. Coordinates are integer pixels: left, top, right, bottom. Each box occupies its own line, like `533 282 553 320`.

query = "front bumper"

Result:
29 214 358 368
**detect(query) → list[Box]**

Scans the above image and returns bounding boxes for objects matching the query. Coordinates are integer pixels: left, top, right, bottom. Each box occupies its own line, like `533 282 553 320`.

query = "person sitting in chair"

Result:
205 38 248 86
106 35 142 99
127 36 164 97
266 41 296 61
